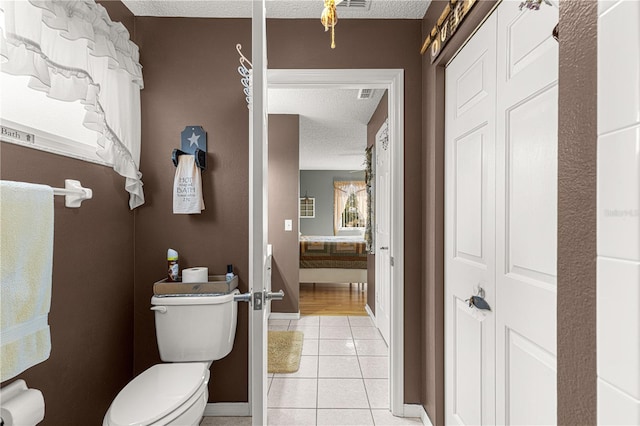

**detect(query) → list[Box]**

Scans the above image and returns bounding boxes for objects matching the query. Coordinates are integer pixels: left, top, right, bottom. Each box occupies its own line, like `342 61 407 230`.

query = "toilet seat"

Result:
104 362 209 426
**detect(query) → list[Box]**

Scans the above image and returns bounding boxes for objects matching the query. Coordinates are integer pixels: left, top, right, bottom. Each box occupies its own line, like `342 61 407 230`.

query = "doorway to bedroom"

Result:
265 68 405 416
270 84 381 320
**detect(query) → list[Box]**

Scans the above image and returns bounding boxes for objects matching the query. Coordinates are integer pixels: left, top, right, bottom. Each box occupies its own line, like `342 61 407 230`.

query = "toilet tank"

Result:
151 290 238 362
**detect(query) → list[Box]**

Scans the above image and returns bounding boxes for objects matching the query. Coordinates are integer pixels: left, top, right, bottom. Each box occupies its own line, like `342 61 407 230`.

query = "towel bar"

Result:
52 179 92 208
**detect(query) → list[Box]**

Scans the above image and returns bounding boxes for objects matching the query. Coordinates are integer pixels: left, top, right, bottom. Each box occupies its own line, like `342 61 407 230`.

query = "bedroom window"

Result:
334 180 367 234
300 197 316 218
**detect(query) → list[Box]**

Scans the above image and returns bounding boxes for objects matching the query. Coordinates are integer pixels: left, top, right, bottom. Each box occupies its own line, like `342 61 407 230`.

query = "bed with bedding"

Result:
299 235 368 284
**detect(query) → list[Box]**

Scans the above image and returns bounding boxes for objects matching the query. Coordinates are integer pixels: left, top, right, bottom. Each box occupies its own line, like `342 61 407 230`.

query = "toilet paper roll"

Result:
0 388 45 426
182 267 208 283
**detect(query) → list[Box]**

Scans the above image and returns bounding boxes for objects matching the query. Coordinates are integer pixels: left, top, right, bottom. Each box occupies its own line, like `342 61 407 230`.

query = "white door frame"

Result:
268 68 406 415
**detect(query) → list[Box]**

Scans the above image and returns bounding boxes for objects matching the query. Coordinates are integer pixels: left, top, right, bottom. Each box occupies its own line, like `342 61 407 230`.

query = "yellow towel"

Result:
0 181 54 382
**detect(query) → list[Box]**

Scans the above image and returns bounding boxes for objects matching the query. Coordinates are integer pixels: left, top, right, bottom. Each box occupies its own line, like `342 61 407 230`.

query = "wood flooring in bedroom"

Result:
299 282 368 316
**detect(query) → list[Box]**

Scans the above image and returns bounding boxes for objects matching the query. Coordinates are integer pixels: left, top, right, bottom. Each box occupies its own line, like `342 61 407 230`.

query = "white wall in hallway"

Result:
597 1 640 424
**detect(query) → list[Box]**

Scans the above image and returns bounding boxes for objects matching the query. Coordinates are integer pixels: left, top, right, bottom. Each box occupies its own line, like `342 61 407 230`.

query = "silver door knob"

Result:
379 246 389 250
265 290 285 301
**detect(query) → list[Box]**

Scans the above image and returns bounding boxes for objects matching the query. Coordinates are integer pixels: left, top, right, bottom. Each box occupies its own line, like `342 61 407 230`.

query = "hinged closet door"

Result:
445 12 497 426
495 2 559 424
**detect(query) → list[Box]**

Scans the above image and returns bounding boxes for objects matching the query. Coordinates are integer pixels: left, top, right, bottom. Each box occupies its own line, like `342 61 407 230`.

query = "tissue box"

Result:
153 275 238 296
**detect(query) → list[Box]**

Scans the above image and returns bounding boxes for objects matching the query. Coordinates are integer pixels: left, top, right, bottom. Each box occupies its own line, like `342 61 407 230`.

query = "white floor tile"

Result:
292 316 320 326
267 408 317 425
349 316 375 327
364 379 389 409
268 378 318 408
269 319 291 327
319 339 357 356
351 327 383 340
317 378 369 409
354 340 388 356
317 409 374 425
301 339 319 356
319 326 353 339
320 316 350 327
275 355 318 378
289 325 320 339
371 410 423 425
318 355 362 378
359 357 388 379
258 315 394 424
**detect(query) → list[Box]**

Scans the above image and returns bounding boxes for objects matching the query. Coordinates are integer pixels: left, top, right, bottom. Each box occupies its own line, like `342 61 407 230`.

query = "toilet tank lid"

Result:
105 363 209 426
151 290 237 305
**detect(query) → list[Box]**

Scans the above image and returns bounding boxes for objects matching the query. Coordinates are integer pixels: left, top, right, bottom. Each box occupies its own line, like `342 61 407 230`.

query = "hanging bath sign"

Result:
420 0 478 63
172 126 207 170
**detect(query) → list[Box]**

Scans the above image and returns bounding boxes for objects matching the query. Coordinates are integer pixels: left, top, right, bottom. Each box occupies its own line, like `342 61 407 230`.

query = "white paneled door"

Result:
445 11 497 425
445 1 558 424
375 119 391 345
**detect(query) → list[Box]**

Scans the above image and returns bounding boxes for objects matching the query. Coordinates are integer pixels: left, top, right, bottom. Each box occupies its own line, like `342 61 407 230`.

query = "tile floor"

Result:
201 315 422 425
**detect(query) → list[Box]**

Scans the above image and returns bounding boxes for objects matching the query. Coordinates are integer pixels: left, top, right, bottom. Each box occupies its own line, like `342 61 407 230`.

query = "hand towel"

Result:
0 181 54 382
173 155 205 214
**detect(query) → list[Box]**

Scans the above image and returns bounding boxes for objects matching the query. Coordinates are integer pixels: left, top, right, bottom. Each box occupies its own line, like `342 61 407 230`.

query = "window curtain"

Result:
0 0 145 209
333 180 366 235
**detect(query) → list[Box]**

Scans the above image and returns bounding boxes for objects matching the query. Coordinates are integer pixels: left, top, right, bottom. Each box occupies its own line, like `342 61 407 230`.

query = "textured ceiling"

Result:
121 0 430 19
268 88 384 170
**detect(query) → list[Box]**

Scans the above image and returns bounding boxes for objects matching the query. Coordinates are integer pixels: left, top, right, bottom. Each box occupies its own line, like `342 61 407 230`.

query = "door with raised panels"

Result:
375 119 391 344
445 11 497 425
445 1 558 424
494 2 558 423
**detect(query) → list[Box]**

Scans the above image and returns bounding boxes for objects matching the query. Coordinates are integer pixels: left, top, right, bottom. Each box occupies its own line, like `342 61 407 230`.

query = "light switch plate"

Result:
284 219 293 231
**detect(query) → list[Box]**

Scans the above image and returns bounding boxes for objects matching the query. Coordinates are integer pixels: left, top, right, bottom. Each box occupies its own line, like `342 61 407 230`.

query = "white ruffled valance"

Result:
0 0 145 209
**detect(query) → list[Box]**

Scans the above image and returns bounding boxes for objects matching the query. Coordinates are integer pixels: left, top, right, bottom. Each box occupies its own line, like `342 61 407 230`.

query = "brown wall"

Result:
0 144 134 424
267 18 424 403
557 2 598 424
132 17 252 402
131 17 423 403
268 114 300 314
365 91 389 313
367 91 389 150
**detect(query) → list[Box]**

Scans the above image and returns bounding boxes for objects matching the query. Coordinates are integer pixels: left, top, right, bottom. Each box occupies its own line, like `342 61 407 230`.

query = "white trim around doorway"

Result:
268 68 405 416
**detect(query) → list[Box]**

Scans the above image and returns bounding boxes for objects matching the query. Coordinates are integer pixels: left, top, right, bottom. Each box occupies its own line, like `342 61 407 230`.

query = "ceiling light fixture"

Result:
321 0 338 49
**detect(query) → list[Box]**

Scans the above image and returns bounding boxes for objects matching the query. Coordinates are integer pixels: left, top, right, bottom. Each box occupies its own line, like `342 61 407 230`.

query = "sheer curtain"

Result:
333 180 367 235
0 0 145 208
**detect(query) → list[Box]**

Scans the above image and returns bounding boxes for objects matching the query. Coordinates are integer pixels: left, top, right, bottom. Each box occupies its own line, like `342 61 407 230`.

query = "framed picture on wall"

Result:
300 197 315 218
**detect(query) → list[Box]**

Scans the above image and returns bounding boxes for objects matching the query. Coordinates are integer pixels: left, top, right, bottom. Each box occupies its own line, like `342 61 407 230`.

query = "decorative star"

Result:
188 132 200 148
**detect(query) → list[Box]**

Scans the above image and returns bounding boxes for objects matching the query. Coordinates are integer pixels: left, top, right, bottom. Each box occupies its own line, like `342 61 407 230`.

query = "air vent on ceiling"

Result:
357 88 375 100
337 0 371 10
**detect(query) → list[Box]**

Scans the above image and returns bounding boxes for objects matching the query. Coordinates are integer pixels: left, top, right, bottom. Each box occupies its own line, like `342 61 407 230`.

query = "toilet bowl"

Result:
103 290 238 426
103 363 209 426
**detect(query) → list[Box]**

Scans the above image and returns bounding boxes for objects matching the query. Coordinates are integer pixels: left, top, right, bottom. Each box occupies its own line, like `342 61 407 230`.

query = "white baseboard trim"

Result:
365 304 375 321
403 404 433 426
203 402 250 417
268 311 301 320
204 402 430 424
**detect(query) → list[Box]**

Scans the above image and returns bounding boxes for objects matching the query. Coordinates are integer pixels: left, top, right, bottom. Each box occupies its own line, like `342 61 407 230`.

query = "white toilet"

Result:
103 290 239 426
